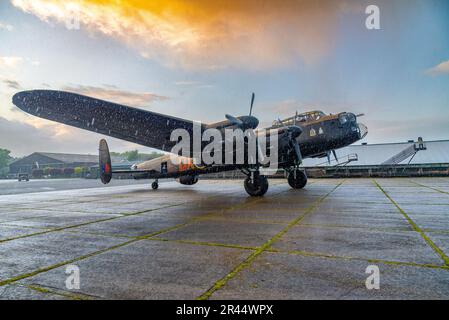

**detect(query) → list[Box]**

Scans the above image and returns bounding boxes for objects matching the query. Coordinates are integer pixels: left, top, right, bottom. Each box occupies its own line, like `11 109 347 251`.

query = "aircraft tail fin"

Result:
99 139 112 184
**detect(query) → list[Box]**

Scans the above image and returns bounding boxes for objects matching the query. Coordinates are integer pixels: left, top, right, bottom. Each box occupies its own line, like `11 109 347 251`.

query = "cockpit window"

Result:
339 114 348 124
273 111 326 127
339 113 356 125
305 111 325 121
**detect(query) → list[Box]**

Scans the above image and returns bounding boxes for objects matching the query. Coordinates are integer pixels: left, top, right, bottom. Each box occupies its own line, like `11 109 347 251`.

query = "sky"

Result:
0 0 449 157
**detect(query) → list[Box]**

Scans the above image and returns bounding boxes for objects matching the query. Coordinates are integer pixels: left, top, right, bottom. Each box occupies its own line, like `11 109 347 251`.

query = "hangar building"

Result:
301 139 449 177
9 152 99 174
302 139 449 166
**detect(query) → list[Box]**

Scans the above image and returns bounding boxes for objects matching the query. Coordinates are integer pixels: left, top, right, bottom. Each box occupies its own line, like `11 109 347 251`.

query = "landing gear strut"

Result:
243 170 269 197
287 168 307 189
151 180 159 190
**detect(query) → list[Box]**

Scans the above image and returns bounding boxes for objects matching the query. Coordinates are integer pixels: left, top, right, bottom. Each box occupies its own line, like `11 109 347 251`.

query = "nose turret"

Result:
339 112 368 141
358 123 368 139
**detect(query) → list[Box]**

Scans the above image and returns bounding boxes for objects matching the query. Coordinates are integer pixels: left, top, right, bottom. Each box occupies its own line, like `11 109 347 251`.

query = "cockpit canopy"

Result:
338 112 356 125
272 110 326 127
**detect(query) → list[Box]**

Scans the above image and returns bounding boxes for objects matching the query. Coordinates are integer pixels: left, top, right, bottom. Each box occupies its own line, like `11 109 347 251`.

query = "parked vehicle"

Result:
18 173 29 182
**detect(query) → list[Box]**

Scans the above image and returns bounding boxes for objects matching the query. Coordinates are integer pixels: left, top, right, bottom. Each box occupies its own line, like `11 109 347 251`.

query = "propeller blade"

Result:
225 114 244 127
332 150 338 163
356 113 365 117
249 93 255 116
294 141 302 163
256 138 265 164
326 151 331 165
278 118 287 129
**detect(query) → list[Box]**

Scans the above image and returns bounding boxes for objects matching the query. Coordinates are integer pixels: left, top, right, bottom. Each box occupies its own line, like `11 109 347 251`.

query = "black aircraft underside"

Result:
125 164 252 181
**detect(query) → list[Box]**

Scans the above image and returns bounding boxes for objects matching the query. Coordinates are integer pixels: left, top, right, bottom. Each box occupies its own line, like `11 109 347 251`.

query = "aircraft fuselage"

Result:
295 112 367 158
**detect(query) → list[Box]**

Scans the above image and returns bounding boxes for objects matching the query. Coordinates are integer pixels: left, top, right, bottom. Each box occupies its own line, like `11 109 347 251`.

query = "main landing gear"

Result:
287 168 307 189
151 180 159 190
243 170 269 197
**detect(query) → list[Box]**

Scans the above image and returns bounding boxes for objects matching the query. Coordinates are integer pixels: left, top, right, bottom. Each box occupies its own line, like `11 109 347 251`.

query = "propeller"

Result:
332 150 338 163
224 93 259 130
277 117 294 130
326 150 339 165
277 118 303 164
277 118 285 128
249 92 255 116
292 137 302 164
225 114 244 127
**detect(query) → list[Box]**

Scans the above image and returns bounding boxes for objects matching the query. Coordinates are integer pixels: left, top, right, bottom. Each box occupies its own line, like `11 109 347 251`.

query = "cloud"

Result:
174 81 202 86
11 0 354 70
270 99 300 116
0 22 14 31
426 59 449 76
174 81 214 89
360 115 449 144
2 79 22 90
1 83 167 156
0 116 152 157
0 56 23 68
61 85 169 107
0 117 55 153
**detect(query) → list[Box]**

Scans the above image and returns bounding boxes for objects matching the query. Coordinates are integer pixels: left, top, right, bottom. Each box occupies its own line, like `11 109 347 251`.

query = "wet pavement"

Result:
0 178 151 196
0 178 449 300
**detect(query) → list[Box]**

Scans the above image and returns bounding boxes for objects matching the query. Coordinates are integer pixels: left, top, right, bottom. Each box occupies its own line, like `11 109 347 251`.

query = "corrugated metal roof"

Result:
302 139 449 166
35 152 99 164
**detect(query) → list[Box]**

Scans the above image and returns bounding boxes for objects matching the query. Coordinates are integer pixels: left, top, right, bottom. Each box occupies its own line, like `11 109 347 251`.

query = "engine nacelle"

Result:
178 175 199 186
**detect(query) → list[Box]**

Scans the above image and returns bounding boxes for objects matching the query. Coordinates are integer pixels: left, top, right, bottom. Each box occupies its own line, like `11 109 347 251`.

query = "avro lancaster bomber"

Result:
13 90 367 196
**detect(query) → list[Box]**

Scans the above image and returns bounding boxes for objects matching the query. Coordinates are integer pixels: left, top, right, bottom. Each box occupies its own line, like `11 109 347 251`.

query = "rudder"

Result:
99 139 112 184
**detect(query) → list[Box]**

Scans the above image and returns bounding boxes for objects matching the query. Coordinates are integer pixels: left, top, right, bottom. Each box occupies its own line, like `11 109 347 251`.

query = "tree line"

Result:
110 150 164 162
0 148 13 178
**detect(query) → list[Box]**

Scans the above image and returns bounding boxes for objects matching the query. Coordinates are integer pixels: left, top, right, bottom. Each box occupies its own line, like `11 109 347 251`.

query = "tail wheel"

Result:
288 169 307 189
151 181 159 190
244 174 269 197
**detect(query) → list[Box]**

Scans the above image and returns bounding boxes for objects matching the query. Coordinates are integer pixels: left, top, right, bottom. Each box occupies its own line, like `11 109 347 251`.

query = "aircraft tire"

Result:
244 175 269 197
151 182 159 190
288 170 307 189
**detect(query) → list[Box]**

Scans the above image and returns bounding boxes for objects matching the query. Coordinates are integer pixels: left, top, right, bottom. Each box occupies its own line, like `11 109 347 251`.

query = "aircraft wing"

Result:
13 90 200 153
